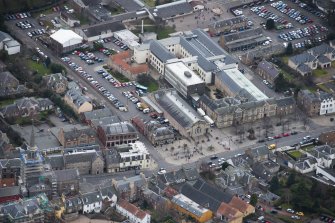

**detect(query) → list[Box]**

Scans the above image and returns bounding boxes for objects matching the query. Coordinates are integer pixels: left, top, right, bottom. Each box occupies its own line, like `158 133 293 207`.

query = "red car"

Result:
282 133 290 137
274 135 282 139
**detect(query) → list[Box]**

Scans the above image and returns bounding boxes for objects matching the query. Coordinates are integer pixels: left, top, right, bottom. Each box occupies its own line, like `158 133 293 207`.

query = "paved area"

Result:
69 215 116 223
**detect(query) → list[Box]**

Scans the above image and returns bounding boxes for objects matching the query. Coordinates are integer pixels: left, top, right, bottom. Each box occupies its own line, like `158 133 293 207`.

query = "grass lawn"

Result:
0 98 15 108
282 56 289 64
317 83 332 93
157 26 176 39
332 61 335 68
288 150 303 159
27 60 50 76
281 69 294 81
312 69 328 77
143 0 156 7
147 82 159 92
110 71 129 83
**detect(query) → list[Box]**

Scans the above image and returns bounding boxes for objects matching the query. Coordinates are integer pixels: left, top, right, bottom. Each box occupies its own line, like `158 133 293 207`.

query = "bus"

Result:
136 84 148 93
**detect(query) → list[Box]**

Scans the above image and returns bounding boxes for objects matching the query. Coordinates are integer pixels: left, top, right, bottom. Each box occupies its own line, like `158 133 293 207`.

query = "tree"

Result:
45 57 51 67
250 194 258 206
50 63 66 74
291 181 312 211
286 172 296 187
266 19 275 30
286 42 293 55
269 176 280 193
221 162 230 170
274 73 292 92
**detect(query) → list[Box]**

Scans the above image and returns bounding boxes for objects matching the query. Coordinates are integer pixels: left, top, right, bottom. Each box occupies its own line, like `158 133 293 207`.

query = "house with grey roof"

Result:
275 96 296 116
219 27 268 52
149 40 176 74
64 195 83 217
307 145 335 168
76 21 125 42
297 89 334 116
288 53 317 76
43 73 68 94
64 150 104 175
308 43 335 67
153 89 209 138
0 31 20 55
64 89 92 114
0 71 27 97
82 191 103 213
112 174 147 202
256 60 279 85
97 121 138 148
209 16 248 36
149 0 194 21
82 108 114 126
288 156 318 174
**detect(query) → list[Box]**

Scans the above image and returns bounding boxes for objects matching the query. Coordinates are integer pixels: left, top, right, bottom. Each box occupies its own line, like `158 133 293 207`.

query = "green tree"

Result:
45 57 51 68
274 73 291 92
269 176 280 193
266 19 275 30
291 181 312 211
250 194 258 206
286 42 293 55
50 63 66 74
286 172 296 187
221 162 230 170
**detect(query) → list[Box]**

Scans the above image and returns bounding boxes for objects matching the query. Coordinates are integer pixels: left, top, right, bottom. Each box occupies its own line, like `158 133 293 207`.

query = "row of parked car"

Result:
5 12 31 20
278 25 327 41
271 1 313 24
27 29 45 37
289 0 326 19
111 36 129 50
320 215 335 223
15 20 34 29
72 50 104 65
251 6 290 26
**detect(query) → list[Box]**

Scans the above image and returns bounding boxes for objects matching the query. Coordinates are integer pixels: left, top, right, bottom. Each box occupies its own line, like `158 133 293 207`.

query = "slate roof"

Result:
257 60 279 79
99 185 116 199
318 55 331 64
83 108 113 121
223 28 263 43
0 158 21 169
91 116 120 127
82 191 103 204
53 169 79 182
210 16 247 29
247 146 269 158
117 199 148 220
82 21 125 38
65 89 91 108
0 31 11 42
309 43 335 57
102 121 136 135
275 96 295 107
297 64 312 74
150 40 175 62
299 89 321 102
65 196 82 209
290 52 317 65
61 125 95 141
183 167 199 181
64 151 100 164
0 71 19 88
46 155 64 169
151 0 193 19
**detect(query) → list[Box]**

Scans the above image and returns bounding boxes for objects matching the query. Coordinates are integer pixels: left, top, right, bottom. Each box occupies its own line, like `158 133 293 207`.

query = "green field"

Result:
312 68 328 77
27 60 50 76
288 150 303 159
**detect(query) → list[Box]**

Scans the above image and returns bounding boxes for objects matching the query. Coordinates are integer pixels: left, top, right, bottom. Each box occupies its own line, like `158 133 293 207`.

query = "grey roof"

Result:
193 179 233 203
46 155 64 169
290 52 317 65
0 71 19 88
64 150 99 164
309 43 335 57
318 55 331 64
183 167 199 181
61 125 96 141
151 0 193 19
81 191 103 204
0 158 21 169
114 175 146 192
0 186 20 197
150 40 175 62
53 169 79 182
65 89 91 108
65 196 82 209
171 195 204 217
83 108 113 121
0 31 11 42
276 97 295 107
297 64 312 74
114 0 144 11
248 146 269 158
37 98 54 108
82 21 125 38
299 89 321 102
154 90 206 128
209 16 247 29
91 116 120 127
99 185 116 198
105 149 120 165
102 121 136 135
223 28 263 43
4 40 20 47
153 126 174 137
257 60 279 79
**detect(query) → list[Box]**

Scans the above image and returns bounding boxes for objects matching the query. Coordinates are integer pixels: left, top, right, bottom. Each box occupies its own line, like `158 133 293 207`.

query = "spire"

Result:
29 119 35 148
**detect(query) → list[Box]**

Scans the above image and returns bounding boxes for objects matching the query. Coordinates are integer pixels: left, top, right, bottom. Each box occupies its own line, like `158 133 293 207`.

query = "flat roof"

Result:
217 68 268 101
50 29 83 45
114 29 139 41
165 62 204 86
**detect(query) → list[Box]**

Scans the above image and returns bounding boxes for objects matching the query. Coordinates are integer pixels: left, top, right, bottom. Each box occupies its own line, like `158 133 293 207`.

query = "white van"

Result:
143 108 150 114
119 107 128 112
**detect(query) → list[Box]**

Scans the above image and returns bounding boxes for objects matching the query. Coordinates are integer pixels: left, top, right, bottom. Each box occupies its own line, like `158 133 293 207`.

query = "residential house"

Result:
297 89 335 116
245 146 270 164
308 43 335 68
276 97 296 116
256 60 279 85
57 124 96 148
43 73 68 94
297 89 321 116
0 193 53 223
53 169 80 196
64 89 93 114
97 121 138 148
64 150 104 175
216 202 243 223
0 31 20 55
112 174 147 202
82 191 103 214
60 11 80 27
81 108 114 126
288 53 317 76
116 199 151 223
0 97 53 119
319 130 335 146
0 71 27 97
63 195 83 216
99 185 117 206
287 156 318 174
307 145 335 168
252 160 280 182
171 194 213 223
142 188 170 212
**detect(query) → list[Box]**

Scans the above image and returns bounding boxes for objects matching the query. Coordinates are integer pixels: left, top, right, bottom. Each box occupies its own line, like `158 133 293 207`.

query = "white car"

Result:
157 168 166 175
263 80 269 85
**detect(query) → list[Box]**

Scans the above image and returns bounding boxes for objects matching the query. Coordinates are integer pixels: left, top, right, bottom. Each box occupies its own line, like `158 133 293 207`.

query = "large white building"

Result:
0 31 20 55
50 29 83 54
116 142 151 171
320 93 335 115
113 29 140 49
164 61 205 99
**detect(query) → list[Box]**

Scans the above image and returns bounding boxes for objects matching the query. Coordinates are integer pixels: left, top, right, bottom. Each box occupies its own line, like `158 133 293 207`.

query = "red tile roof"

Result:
110 51 148 75
118 199 148 220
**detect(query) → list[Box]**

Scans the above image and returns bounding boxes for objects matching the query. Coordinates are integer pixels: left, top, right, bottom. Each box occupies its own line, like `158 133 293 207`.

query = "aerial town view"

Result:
0 0 335 222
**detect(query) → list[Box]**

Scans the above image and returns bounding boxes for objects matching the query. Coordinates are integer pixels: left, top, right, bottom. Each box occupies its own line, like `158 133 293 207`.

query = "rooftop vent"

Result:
184 71 192 78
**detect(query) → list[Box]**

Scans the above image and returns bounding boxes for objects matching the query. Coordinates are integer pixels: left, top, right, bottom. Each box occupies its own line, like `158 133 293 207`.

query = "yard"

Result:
27 60 50 76
137 74 159 92
288 150 303 159
312 68 328 77
0 98 15 108
332 61 335 68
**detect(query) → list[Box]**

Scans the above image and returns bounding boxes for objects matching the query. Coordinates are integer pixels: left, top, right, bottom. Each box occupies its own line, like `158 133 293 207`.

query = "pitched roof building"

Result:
64 89 93 114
